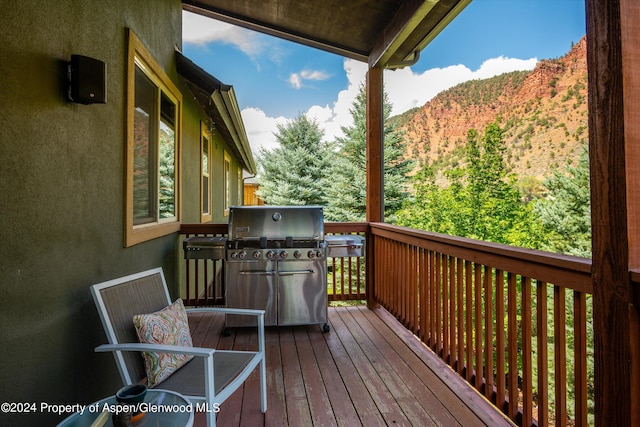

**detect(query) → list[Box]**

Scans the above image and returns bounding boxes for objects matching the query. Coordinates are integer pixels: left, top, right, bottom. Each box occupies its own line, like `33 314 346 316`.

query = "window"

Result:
223 151 231 216
125 29 182 246
201 122 212 222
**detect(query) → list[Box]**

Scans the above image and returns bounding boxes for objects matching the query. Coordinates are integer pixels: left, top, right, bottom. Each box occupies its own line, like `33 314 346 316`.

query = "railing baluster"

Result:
555 286 567 427
574 291 588 427
416 247 420 334
507 272 519 421
495 269 506 412
465 260 473 382
442 254 450 361
484 265 494 400
536 280 549 426
456 258 465 375
185 235 192 303
474 263 483 390
449 256 457 367
522 276 533 427
356 255 363 299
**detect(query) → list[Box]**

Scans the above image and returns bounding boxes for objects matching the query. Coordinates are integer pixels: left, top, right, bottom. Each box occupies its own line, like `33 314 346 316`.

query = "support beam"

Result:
366 66 383 309
586 0 637 425
366 67 384 223
620 0 640 422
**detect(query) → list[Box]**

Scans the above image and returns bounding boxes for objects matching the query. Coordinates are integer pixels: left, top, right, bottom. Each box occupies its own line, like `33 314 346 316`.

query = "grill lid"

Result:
228 206 324 242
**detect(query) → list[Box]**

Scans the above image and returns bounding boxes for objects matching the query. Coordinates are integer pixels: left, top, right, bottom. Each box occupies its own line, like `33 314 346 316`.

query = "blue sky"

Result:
182 1 586 153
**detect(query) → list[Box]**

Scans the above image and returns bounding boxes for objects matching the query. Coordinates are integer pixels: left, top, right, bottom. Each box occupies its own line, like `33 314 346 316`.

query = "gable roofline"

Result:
176 51 256 174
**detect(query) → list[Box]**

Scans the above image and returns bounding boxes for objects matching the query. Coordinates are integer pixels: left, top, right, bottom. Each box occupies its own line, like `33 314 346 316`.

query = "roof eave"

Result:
371 0 472 69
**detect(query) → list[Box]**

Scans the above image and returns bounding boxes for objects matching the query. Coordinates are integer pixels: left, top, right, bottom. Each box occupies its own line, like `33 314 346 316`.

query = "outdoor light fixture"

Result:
66 54 106 104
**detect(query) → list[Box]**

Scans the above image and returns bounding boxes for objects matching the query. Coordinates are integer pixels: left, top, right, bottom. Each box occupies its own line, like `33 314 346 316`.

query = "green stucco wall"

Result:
0 1 244 424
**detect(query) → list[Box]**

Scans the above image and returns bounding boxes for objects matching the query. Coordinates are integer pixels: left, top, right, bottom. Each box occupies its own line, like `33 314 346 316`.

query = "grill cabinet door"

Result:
225 261 277 326
277 259 327 326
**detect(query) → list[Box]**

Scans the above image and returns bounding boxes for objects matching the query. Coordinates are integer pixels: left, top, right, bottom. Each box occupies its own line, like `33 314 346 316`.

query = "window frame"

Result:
237 166 243 206
223 151 231 216
201 122 213 223
125 29 182 247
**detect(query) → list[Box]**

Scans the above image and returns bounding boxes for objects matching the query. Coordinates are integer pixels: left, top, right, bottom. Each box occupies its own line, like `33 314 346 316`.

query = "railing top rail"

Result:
180 222 370 236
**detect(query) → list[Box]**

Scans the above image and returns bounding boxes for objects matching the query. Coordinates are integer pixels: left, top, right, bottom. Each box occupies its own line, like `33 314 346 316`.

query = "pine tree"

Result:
256 114 334 206
324 84 413 222
534 144 591 257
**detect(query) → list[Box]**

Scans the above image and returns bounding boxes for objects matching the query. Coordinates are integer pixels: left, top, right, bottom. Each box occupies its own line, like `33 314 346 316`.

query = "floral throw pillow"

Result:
133 299 194 388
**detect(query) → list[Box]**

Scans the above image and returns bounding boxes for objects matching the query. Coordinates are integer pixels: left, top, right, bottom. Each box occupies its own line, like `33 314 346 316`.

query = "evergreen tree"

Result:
534 144 591 257
324 84 413 222
256 114 334 206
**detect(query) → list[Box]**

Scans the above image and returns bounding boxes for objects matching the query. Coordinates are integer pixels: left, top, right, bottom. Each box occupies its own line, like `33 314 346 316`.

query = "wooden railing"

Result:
370 223 593 427
325 222 368 302
179 221 594 426
178 223 368 306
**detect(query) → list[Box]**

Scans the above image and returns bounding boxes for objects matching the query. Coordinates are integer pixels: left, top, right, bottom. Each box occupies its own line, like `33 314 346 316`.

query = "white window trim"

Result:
223 151 231 216
201 122 213 223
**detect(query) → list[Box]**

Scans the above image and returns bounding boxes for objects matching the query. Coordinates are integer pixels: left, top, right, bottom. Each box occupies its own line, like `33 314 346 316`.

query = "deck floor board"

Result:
189 306 513 427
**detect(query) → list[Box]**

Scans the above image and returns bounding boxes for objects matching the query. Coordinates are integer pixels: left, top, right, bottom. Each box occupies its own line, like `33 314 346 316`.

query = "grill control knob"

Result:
252 251 261 260
279 251 288 259
230 252 238 259
266 250 276 259
307 250 316 259
293 250 302 259
239 251 247 260
315 250 324 259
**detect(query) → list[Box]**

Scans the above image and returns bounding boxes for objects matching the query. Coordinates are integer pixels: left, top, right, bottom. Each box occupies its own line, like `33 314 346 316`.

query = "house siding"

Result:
0 1 244 424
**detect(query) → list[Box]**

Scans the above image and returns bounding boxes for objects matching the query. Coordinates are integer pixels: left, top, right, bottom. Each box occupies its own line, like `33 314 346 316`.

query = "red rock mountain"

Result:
397 36 587 184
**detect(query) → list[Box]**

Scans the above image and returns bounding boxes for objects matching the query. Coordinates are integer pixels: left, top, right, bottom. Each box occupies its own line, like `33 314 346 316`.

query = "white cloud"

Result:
246 56 537 155
289 73 303 89
182 11 266 58
475 56 538 80
384 56 537 116
288 69 331 89
241 107 289 153
300 70 330 81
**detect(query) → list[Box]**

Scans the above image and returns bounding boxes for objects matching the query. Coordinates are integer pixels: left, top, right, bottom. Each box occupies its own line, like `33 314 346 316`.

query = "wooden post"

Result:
620 0 640 423
586 0 638 424
366 66 383 308
366 66 384 222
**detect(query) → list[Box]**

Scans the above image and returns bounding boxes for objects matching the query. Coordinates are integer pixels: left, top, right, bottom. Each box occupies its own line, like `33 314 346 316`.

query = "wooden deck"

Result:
188 306 513 427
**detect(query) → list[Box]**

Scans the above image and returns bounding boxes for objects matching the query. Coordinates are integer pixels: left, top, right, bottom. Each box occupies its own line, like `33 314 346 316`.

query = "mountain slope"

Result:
398 36 588 184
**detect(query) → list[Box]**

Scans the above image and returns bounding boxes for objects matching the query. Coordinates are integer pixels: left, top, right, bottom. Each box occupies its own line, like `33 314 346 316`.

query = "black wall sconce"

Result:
67 54 106 104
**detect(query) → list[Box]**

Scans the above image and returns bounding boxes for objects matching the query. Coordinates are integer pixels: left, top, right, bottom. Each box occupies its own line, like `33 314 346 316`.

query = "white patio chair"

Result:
91 267 267 427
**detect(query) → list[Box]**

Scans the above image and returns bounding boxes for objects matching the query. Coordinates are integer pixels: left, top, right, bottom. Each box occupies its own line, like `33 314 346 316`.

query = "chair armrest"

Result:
95 343 215 358
186 307 265 317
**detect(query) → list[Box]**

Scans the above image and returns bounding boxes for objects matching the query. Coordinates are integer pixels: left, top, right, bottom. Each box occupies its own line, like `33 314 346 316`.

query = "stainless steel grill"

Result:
183 205 366 333
224 206 330 332
325 235 365 258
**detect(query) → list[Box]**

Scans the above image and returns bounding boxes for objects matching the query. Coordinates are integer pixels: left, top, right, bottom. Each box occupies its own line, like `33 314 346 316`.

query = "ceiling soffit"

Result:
182 0 471 69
